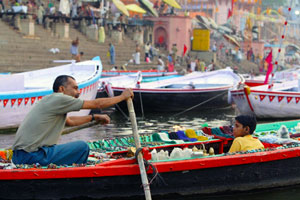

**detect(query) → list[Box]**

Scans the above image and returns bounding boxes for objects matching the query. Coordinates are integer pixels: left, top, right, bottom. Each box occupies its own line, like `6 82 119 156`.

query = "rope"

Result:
136 83 145 119
134 148 167 188
139 89 145 119
115 104 130 121
268 0 294 88
172 90 228 117
102 84 129 120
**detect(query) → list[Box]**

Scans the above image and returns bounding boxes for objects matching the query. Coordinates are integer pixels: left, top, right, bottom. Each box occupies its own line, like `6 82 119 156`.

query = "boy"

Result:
229 115 264 153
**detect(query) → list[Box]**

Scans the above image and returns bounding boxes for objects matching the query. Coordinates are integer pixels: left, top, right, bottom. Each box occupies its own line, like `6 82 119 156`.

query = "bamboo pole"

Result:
126 98 152 200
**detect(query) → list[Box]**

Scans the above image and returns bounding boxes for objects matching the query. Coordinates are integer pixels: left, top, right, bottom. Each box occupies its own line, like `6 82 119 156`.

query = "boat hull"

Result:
105 88 230 113
2 151 300 199
231 85 300 118
0 60 102 129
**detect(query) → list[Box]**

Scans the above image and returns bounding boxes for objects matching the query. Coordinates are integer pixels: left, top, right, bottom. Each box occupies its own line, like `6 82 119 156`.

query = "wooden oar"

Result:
126 98 152 200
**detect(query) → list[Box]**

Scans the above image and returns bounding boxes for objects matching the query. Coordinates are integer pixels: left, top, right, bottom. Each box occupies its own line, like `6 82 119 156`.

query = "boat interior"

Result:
0 61 98 93
160 83 230 89
2 122 300 169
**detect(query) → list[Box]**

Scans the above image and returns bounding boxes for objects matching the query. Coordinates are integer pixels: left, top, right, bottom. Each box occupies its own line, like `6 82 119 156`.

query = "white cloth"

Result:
157 58 164 71
133 52 140 65
190 62 196 72
59 0 70 16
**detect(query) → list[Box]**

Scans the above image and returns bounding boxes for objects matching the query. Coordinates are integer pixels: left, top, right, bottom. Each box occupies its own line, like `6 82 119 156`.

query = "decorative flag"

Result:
183 44 187 56
287 97 293 103
11 99 16 107
24 98 29 105
227 8 232 19
264 51 273 84
278 96 284 102
269 96 275 102
259 95 266 101
31 97 36 105
18 98 23 106
3 99 8 107
296 97 300 103
38 96 43 101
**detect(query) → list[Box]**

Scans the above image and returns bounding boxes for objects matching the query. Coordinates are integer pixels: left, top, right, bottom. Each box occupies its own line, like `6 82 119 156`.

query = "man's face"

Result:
62 78 80 98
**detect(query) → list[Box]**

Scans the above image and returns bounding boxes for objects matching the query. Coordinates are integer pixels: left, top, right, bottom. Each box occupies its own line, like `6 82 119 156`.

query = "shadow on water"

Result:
68 184 300 200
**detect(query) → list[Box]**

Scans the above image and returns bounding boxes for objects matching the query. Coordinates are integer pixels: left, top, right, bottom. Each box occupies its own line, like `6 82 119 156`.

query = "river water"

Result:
1 106 299 199
0 106 236 149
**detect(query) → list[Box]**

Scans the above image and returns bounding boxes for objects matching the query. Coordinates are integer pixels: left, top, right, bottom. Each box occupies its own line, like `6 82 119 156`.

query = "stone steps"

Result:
0 19 160 73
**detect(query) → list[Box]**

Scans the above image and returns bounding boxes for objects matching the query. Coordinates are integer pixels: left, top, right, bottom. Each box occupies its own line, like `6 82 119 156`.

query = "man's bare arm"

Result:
66 114 111 126
82 88 133 109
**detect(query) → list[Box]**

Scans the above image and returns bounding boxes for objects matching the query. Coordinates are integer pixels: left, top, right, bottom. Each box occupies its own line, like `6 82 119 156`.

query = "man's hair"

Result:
53 75 75 92
235 115 257 134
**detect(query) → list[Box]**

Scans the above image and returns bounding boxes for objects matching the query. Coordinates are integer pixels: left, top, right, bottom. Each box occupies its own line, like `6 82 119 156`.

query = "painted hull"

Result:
1 147 300 199
231 80 300 118
0 60 102 129
112 88 231 112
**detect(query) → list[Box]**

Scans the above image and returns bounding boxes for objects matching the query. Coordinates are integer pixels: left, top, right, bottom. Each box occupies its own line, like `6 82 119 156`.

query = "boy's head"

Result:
233 115 257 137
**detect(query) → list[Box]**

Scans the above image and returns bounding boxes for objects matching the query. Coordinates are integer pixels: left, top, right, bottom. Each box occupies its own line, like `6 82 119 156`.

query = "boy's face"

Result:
233 120 249 138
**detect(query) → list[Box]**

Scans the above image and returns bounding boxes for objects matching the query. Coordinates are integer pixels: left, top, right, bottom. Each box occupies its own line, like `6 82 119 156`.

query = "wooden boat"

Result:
98 72 180 93
0 58 102 130
231 79 300 118
103 68 243 113
1 119 300 199
101 70 178 78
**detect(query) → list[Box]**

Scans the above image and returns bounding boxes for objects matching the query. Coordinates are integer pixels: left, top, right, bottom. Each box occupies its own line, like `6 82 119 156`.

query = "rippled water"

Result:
0 106 236 149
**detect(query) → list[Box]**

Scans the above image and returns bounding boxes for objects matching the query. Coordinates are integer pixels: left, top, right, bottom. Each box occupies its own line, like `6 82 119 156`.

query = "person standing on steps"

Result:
70 37 79 59
109 43 115 65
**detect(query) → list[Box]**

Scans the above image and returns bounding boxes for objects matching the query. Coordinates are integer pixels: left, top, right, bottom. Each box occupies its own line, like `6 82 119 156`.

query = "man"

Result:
157 56 164 71
109 43 115 65
70 37 79 59
12 75 133 166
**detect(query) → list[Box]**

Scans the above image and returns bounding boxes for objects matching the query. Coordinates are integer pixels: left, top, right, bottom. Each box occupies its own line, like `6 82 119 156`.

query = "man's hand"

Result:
121 88 134 100
94 114 110 125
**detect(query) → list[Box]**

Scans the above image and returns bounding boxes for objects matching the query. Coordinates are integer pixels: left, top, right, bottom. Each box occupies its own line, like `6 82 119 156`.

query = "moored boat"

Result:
1 119 300 199
231 79 300 118
101 69 178 78
0 58 102 130
107 68 243 113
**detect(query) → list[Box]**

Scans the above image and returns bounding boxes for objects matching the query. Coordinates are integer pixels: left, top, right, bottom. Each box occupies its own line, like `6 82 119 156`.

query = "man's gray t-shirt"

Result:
12 93 84 152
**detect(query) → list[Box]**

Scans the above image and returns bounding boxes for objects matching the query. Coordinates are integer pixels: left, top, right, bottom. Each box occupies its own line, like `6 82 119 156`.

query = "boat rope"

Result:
137 83 145 119
172 91 228 117
135 148 167 187
269 0 294 89
115 104 130 120
103 82 129 120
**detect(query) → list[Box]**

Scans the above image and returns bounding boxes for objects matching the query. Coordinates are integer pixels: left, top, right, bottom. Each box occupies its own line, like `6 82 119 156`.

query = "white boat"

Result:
231 79 300 118
105 68 243 113
0 58 102 130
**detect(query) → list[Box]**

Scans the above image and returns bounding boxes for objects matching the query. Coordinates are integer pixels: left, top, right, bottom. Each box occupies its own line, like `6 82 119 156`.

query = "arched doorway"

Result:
154 27 167 49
